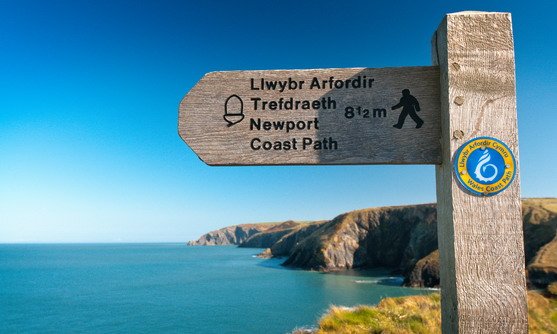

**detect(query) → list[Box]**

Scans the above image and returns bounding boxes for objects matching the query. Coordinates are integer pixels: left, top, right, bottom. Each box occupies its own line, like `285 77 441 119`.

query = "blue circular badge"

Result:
453 137 516 196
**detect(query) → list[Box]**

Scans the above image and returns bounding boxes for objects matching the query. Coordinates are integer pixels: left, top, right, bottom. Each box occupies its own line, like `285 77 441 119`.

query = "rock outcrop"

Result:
405 250 440 288
256 248 273 258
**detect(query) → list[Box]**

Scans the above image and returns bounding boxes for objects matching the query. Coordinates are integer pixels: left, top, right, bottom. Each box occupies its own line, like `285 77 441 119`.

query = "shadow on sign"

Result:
315 68 439 164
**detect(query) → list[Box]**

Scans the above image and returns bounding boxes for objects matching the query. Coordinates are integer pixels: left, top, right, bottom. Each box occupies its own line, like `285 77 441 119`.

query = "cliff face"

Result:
187 223 279 246
239 221 303 248
523 199 557 263
281 204 438 273
523 199 557 287
270 221 328 257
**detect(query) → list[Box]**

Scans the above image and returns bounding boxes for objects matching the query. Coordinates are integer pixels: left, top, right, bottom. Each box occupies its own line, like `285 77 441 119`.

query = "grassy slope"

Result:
523 198 557 214
315 292 557 334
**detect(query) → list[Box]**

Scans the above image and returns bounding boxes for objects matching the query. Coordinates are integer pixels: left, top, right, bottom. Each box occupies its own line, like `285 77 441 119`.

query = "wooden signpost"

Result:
179 11 528 334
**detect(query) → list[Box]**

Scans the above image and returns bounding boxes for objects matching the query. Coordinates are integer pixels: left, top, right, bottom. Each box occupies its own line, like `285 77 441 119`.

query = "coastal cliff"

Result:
239 221 305 248
281 204 437 274
187 223 280 246
188 198 557 288
523 199 557 287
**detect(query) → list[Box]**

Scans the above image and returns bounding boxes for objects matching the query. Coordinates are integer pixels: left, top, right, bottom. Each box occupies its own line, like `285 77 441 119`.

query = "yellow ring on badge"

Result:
453 137 516 196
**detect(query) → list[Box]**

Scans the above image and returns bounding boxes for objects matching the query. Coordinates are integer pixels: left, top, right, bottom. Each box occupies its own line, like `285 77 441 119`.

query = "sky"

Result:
1 1 556 243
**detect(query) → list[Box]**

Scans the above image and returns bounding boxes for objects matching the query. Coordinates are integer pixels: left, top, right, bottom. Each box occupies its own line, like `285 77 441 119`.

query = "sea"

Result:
0 244 433 334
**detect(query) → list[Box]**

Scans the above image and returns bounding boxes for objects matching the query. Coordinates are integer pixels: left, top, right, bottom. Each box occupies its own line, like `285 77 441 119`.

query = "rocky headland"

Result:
186 223 280 246
188 198 557 288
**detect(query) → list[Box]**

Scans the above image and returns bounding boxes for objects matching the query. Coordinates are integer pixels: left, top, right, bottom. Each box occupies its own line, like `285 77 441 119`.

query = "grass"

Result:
528 291 557 332
317 294 441 334
315 291 557 334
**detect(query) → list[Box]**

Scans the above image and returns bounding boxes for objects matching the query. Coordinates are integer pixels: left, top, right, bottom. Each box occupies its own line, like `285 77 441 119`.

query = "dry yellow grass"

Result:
523 198 557 214
317 294 441 334
316 291 557 334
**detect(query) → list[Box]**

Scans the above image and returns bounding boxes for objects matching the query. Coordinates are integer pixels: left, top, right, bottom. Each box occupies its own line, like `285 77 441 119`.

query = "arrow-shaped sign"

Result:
179 66 440 165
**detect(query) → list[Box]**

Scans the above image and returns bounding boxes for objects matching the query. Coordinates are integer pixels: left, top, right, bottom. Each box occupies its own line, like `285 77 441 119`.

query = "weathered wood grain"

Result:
179 67 441 165
433 12 528 333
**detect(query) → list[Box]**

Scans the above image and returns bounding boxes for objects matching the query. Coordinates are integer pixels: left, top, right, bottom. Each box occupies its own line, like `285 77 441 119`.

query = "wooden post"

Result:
433 12 528 333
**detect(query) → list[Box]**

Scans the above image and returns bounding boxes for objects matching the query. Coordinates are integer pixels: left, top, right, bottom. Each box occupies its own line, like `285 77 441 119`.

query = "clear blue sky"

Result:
1 1 555 243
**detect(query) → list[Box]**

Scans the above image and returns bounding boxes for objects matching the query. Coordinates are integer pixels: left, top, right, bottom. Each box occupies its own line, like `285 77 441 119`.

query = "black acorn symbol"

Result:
223 95 244 127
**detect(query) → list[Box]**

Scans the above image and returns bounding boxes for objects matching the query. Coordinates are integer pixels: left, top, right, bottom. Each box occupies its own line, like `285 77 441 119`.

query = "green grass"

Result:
315 292 557 334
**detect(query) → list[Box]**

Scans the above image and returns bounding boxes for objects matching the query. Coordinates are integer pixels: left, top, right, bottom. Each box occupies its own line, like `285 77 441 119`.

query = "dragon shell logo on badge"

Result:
453 137 516 196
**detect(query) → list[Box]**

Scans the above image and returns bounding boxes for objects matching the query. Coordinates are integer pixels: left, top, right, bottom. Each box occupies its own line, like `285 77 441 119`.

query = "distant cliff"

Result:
239 221 304 248
187 223 280 246
188 198 557 288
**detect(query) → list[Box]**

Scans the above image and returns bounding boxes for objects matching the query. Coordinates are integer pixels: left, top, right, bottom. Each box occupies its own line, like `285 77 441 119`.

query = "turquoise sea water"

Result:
0 244 432 333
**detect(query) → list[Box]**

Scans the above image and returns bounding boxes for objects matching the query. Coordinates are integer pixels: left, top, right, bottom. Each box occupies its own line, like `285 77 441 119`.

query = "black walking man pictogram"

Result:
391 89 424 129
